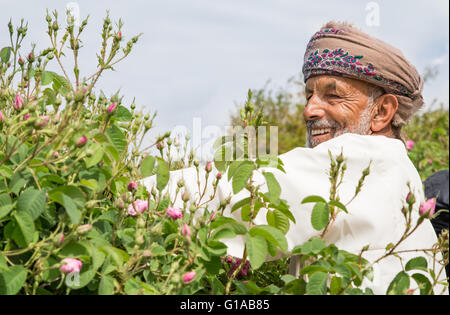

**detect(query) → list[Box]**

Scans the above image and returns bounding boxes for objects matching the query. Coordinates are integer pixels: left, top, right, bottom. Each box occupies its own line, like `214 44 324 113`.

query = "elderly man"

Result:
142 21 448 294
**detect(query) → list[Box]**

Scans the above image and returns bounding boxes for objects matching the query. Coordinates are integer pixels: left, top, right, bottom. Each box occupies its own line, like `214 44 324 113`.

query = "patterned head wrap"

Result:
302 21 424 132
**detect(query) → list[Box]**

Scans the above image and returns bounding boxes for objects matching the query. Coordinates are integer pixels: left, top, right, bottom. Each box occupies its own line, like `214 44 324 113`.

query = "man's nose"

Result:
303 97 325 122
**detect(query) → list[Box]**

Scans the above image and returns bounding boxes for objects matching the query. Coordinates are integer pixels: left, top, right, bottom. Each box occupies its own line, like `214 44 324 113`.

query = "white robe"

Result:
141 134 448 295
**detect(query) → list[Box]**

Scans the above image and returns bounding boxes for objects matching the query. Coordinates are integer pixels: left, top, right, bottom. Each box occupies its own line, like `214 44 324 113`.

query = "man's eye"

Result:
326 94 340 98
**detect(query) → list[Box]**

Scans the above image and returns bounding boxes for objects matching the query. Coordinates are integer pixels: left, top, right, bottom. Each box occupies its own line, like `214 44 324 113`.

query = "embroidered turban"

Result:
302 21 424 130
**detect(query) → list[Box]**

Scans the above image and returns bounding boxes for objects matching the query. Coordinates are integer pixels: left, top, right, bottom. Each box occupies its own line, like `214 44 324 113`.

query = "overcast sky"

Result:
0 0 448 157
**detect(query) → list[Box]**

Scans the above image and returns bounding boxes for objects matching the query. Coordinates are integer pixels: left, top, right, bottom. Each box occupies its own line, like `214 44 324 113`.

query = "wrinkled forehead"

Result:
305 75 372 95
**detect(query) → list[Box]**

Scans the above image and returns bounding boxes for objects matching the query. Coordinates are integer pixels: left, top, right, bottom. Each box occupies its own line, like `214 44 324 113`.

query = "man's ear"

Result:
371 94 398 133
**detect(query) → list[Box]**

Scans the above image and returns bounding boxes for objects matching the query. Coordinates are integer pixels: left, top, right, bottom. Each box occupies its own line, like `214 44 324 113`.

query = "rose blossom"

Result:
0 111 4 121
107 103 117 114
77 135 88 147
166 207 183 220
127 181 138 192
419 198 436 217
77 224 93 234
406 140 414 151
182 223 191 237
14 94 24 110
127 199 149 216
205 161 212 173
60 258 82 274
183 271 196 284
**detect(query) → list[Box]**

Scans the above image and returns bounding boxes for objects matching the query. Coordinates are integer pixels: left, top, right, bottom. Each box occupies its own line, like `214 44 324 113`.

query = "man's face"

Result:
303 75 375 148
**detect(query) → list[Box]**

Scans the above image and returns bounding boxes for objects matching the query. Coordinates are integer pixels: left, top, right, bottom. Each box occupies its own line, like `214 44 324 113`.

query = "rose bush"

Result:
0 10 448 295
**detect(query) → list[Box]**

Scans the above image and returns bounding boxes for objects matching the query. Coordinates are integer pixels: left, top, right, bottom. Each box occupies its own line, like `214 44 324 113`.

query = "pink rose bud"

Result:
181 191 190 202
406 192 415 205
419 198 436 217
77 135 88 147
156 141 164 150
24 113 30 121
0 110 4 121
216 172 222 180
182 223 191 237
142 250 151 257
77 224 92 234
18 57 24 66
60 258 82 274
205 161 212 173
210 211 216 221
406 140 414 151
27 52 34 62
107 103 117 114
59 233 64 245
53 151 59 158
127 199 149 216
183 271 196 284
35 115 50 128
14 94 24 110
117 31 122 40
427 159 432 165
127 181 138 192
166 207 183 220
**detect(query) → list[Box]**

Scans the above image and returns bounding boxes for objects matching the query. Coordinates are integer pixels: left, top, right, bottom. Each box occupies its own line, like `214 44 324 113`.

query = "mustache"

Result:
306 119 340 131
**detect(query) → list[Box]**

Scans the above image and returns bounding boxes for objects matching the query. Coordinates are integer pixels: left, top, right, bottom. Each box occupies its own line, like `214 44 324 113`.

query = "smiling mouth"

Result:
310 128 332 137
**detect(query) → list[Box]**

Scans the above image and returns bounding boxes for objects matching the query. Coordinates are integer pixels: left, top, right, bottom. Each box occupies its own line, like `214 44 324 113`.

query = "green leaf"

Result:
49 191 81 224
405 257 428 272
98 275 115 295
248 225 288 252
310 202 330 231
9 170 29 195
14 212 35 246
300 264 329 276
266 210 290 234
328 200 348 213
150 243 166 256
411 273 432 295
227 161 244 181
330 276 342 295
387 271 410 295
246 233 268 270
210 228 236 241
51 73 71 93
0 193 13 220
141 156 155 177
0 252 8 271
80 179 98 191
306 271 328 295
232 162 255 194
0 265 27 295
310 237 326 254
231 197 252 213
263 172 281 204
269 198 296 223
41 71 55 85
210 217 247 235
156 158 169 191
17 188 46 220
86 143 104 168
0 165 13 179
113 105 132 122
106 124 127 155
0 47 12 64
301 195 327 204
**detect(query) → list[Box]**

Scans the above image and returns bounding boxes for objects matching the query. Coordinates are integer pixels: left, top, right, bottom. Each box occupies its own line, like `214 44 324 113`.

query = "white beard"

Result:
306 103 373 148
